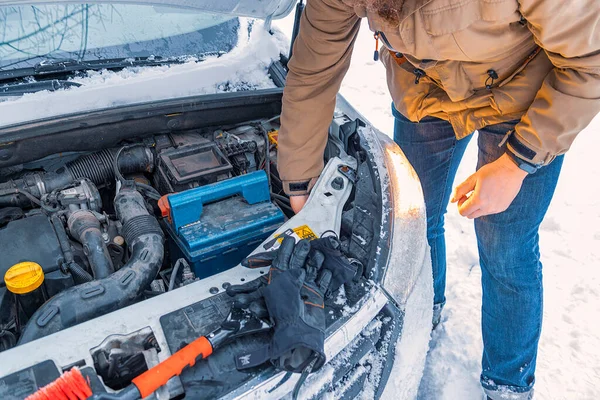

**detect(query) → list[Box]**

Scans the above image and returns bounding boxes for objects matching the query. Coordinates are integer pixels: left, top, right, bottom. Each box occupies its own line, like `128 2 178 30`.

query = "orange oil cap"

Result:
4 261 44 294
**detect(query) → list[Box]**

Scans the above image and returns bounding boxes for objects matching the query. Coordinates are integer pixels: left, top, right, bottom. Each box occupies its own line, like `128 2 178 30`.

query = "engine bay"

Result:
0 111 377 367
0 118 289 349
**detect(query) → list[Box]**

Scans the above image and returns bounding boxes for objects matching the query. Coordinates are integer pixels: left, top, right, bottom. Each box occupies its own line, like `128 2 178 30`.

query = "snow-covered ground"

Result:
1 9 595 399
277 13 599 400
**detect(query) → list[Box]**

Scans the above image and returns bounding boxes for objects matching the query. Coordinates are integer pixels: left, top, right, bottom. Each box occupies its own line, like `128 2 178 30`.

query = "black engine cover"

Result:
0 214 63 286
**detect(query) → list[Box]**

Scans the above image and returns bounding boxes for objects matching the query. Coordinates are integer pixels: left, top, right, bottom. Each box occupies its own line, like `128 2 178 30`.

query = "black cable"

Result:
258 125 271 188
113 144 143 184
50 214 93 283
143 290 164 297
169 259 187 291
292 354 318 400
0 188 41 206
0 329 16 351
113 145 129 183
274 199 294 214
320 230 339 239
113 145 161 201
134 182 161 201
270 192 290 204
40 199 61 213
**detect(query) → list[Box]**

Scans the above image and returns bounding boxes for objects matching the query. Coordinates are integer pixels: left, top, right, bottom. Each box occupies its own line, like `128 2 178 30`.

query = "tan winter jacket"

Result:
278 0 600 195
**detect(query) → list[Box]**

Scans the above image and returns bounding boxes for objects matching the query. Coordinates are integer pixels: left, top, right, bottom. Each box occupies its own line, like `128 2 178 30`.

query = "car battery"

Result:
160 171 284 279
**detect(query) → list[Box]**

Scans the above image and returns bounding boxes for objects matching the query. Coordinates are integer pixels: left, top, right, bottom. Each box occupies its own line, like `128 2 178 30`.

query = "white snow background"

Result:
274 14 600 400
0 9 596 400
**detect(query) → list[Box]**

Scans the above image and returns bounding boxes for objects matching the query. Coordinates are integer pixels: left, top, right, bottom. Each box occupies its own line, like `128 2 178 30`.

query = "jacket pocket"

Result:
421 0 519 37
497 47 542 88
488 50 553 115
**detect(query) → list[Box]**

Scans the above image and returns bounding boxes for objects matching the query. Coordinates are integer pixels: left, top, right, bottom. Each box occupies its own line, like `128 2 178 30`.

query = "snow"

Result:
334 284 348 306
273 14 600 400
0 8 594 399
0 19 283 127
380 249 434 400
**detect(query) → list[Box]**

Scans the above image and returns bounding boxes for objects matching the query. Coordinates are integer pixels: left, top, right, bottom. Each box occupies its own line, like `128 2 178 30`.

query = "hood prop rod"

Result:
288 0 305 62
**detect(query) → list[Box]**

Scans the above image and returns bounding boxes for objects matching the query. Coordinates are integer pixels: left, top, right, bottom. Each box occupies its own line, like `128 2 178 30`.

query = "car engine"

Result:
0 118 305 352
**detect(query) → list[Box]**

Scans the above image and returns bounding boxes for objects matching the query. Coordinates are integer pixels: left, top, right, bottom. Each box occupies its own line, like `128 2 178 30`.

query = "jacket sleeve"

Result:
511 0 600 166
277 0 361 195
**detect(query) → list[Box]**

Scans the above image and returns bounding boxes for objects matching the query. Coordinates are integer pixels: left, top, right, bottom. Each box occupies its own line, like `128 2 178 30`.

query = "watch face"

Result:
520 162 538 174
506 150 538 174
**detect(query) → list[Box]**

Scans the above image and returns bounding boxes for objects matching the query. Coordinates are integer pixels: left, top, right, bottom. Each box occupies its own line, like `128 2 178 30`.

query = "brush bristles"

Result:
26 367 93 400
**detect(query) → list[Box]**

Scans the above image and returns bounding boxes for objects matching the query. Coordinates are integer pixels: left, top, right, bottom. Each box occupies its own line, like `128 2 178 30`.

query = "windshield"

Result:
0 4 240 72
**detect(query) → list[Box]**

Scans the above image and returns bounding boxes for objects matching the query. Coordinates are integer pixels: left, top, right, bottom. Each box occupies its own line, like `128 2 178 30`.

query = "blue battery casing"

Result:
164 171 284 279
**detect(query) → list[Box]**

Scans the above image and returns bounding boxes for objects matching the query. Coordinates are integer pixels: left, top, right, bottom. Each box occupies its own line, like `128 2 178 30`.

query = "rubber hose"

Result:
67 261 93 284
0 147 153 208
67 147 153 184
68 210 114 279
0 330 17 351
49 214 93 283
18 189 164 344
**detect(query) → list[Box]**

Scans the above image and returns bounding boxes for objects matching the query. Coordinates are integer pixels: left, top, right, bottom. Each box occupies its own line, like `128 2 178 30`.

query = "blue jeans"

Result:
392 106 563 399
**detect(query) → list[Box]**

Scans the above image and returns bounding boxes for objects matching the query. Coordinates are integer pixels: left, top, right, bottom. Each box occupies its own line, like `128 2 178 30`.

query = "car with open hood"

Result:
0 1 433 399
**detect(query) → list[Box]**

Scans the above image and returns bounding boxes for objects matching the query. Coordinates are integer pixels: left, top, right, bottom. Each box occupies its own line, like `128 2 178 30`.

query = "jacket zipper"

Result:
373 32 380 61
374 31 397 61
496 47 542 88
374 31 425 84
378 31 395 51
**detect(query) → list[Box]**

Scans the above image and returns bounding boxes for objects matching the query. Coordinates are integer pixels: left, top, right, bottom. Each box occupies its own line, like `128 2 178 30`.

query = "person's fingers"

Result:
232 290 264 308
289 239 311 270
458 193 481 216
317 269 332 293
290 195 309 214
305 250 325 283
242 251 276 269
226 279 264 296
451 174 477 203
466 208 487 219
295 268 307 285
457 176 482 216
273 236 296 270
324 236 341 250
248 298 269 319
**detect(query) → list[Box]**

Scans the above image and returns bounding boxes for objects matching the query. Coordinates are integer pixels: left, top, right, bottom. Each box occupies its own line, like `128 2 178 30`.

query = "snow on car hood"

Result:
0 0 296 20
0 20 288 128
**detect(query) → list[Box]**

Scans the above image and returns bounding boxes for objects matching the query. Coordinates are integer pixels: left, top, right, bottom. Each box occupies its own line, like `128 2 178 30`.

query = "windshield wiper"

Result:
0 57 178 82
34 56 182 73
0 53 225 83
0 79 81 96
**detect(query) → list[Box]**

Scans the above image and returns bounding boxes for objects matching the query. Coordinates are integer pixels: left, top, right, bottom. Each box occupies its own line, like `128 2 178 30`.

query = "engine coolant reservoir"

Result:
4 262 46 318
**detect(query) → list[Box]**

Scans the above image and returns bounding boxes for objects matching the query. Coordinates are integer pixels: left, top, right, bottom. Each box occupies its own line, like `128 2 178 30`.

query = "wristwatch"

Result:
505 150 540 174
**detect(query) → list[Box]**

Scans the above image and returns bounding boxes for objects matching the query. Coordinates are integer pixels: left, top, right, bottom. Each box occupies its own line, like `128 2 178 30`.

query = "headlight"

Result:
364 128 431 307
364 128 434 400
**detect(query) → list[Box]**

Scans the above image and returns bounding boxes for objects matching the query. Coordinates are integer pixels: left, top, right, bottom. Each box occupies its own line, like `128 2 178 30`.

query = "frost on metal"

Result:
359 124 430 306
298 306 391 400
381 250 433 400
0 19 285 127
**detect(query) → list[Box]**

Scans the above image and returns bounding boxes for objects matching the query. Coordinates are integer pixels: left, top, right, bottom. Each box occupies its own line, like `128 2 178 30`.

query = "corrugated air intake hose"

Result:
18 188 164 344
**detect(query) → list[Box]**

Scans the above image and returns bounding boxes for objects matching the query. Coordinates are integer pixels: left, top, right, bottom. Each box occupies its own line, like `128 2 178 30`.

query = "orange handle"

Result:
132 336 213 398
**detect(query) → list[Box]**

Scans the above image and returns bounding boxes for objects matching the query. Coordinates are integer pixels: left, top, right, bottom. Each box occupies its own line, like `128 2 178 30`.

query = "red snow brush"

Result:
26 367 93 400
25 305 271 400
25 336 214 400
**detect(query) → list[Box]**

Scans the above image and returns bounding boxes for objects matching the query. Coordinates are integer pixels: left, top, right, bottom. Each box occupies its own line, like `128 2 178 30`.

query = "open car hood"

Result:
0 0 297 19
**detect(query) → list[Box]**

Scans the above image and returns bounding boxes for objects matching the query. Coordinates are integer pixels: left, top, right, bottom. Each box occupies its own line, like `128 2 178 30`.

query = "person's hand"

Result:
290 194 309 214
451 153 528 219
